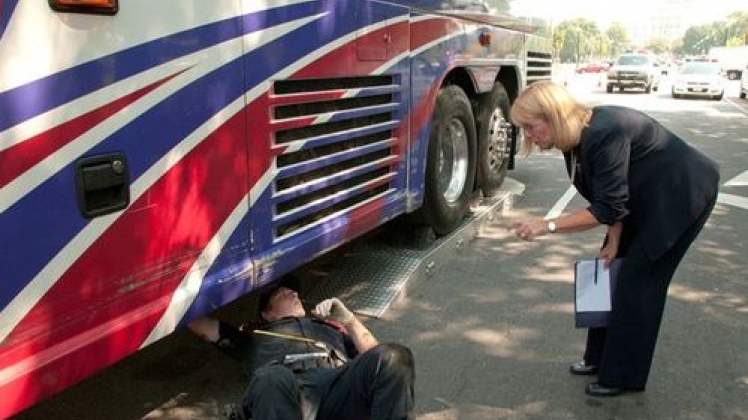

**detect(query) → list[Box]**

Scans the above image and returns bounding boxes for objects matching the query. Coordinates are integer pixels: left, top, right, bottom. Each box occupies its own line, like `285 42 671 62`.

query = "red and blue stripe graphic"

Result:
0 0 19 39
0 1 467 416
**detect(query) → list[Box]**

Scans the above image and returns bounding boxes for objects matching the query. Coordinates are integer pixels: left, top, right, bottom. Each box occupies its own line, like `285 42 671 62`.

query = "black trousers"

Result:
583 198 716 389
243 343 415 420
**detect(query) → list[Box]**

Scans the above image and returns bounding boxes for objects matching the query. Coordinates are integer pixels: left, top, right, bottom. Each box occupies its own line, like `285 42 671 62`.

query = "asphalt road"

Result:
12 75 748 420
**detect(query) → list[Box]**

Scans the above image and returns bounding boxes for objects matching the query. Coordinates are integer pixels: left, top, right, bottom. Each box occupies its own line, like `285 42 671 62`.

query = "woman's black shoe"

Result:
569 361 598 376
585 382 644 397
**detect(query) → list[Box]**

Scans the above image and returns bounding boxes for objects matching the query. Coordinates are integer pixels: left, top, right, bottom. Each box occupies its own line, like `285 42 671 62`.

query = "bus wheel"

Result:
475 81 511 196
419 85 477 236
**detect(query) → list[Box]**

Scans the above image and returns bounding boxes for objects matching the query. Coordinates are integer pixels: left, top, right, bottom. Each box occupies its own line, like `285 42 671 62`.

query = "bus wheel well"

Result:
494 68 520 171
496 69 519 105
442 68 477 99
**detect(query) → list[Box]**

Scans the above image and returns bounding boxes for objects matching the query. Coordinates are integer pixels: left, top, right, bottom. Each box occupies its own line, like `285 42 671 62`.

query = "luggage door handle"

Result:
75 153 130 218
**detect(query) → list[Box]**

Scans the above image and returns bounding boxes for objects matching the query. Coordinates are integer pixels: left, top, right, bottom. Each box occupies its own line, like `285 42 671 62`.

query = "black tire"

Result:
416 85 477 236
606 85 613 93
474 81 511 196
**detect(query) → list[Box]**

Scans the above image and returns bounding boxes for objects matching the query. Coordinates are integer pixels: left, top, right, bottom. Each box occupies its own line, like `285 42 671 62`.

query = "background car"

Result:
671 62 725 100
606 54 660 93
575 62 610 73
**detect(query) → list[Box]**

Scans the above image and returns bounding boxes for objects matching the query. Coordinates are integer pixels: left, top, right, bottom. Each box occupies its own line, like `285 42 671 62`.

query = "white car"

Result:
671 62 725 100
741 63 748 99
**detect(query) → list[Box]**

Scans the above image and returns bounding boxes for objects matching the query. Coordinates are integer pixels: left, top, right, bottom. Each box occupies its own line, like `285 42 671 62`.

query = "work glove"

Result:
313 297 354 325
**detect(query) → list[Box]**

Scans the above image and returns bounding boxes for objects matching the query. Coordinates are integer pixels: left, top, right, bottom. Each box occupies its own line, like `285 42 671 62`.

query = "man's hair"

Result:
256 274 301 320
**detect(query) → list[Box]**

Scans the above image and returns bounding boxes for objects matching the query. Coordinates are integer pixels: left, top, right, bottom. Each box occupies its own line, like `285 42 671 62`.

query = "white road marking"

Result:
717 193 748 211
725 170 748 187
544 186 577 220
542 188 748 220
724 97 748 117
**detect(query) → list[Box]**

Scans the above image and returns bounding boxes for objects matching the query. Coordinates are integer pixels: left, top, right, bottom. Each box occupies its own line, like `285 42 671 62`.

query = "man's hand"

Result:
313 298 354 325
317 298 379 353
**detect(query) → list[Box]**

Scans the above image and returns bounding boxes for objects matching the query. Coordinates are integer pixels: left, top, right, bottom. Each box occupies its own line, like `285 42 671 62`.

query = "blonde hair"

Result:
510 81 591 154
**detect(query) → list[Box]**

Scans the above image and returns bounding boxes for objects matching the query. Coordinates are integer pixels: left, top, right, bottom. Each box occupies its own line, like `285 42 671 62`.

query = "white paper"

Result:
575 259 612 312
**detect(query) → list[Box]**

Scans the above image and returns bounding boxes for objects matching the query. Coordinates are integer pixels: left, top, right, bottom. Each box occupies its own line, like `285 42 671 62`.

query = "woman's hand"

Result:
598 222 622 268
513 219 549 241
513 210 603 241
598 243 618 269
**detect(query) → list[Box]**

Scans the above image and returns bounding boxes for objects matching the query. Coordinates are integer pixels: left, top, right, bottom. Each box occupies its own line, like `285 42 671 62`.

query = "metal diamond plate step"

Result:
307 178 524 318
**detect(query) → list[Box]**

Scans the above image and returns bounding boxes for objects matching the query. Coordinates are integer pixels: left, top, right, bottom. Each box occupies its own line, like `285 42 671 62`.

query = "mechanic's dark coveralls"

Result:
214 317 414 420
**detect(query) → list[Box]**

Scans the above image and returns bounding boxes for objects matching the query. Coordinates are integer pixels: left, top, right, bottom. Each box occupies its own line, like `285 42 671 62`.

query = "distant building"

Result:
626 0 743 46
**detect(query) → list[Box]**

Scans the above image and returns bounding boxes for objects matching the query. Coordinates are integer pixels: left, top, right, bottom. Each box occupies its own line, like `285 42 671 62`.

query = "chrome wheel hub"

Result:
437 118 469 204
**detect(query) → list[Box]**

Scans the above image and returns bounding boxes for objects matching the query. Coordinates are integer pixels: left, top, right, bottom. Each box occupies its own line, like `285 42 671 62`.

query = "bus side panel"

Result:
244 0 413 286
0 1 256 416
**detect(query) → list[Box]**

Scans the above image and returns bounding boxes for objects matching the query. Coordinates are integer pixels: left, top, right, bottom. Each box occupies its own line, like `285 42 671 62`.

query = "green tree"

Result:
554 19 601 64
606 23 629 58
671 38 685 56
593 34 611 59
679 11 748 54
646 37 671 55
681 24 714 55
725 11 748 45
710 21 734 47
552 30 565 61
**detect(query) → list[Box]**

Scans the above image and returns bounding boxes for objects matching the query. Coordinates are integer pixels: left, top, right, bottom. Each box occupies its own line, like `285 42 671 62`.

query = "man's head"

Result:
258 276 306 322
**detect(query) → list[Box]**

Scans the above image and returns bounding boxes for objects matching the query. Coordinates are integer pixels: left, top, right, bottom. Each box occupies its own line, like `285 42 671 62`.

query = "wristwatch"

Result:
547 220 557 234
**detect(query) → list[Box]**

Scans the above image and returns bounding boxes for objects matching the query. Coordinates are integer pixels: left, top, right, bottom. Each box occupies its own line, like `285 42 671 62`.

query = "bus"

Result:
0 0 551 417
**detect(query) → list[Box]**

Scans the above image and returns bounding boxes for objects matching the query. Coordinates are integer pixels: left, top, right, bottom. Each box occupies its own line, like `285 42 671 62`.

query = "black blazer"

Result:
565 106 719 261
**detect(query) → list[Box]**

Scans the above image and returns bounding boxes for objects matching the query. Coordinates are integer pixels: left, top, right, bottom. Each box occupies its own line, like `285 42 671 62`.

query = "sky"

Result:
512 0 747 29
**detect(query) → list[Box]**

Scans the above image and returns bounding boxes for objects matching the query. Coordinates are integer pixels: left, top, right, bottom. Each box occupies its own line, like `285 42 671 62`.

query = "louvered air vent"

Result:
270 75 402 240
526 50 553 84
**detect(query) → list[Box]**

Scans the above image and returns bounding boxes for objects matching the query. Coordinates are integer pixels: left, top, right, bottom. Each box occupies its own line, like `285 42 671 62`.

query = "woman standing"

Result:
510 81 719 396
